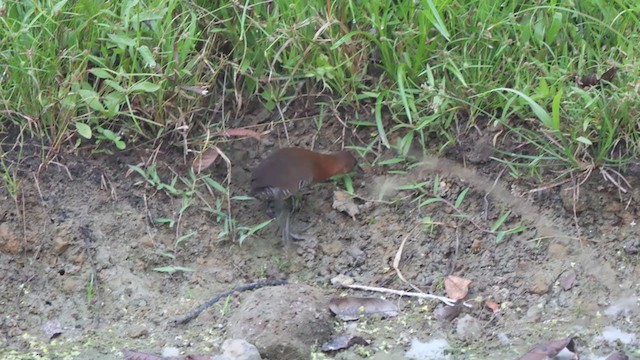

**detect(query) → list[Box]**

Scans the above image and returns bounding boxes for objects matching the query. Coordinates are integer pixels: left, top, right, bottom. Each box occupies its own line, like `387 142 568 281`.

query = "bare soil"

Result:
0 109 639 360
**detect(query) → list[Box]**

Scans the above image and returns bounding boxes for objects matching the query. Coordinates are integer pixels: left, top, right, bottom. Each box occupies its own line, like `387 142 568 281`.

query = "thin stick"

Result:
392 224 425 294
340 283 458 307
172 279 288 326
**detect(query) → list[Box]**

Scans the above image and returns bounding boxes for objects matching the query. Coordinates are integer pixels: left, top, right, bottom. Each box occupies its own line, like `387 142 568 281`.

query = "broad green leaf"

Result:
129 81 160 93
77 89 105 112
138 45 157 68
75 122 92 139
89 68 113 79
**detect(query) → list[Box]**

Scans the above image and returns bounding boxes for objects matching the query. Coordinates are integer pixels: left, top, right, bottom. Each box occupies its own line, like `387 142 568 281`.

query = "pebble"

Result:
213 339 262 360
127 325 148 339
162 347 180 357
455 315 482 341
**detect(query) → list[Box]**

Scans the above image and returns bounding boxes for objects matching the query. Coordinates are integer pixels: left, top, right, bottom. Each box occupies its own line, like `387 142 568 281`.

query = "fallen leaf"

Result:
215 128 262 141
470 239 481 252
192 147 220 173
332 190 359 220
599 66 618 82
43 320 62 342
321 333 370 352
444 275 471 300
485 300 500 313
329 297 399 321
518 336 578 360
560 269 577 291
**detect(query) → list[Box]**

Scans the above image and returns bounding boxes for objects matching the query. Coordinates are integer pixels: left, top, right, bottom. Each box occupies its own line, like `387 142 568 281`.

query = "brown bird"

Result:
251 147 358 245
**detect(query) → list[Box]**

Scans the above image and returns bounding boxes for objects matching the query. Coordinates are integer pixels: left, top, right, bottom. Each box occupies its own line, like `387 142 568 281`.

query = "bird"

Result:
250 147 358 246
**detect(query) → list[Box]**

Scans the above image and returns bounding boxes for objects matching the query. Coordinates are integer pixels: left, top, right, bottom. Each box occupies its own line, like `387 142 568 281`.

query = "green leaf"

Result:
107 33 136 48
75 122 92 139
77 89 105 112
397 64 413 124
375 92 390 148
129 81 160 93
576 136 592 145
546 12 563 44
491 211 511 232
483 88 552 128
104 80 125 93
138 45 157 68
51 0 69 14
419 198 443 207
89 68 113 79
204 176 228 195
454 187 470 208
551 89 563 131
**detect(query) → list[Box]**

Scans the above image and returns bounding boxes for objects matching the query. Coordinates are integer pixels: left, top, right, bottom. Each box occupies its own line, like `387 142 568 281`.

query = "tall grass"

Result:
1 0 638 180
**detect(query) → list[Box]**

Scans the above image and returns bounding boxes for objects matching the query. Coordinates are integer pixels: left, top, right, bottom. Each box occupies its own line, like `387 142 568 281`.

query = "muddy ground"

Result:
0 107 639 360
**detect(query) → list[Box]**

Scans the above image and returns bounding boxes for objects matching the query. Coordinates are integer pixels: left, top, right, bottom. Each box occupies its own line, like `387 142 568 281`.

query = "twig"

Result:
340 283 458 307
172 279 288 326
392 224 425 294
483 167 505 221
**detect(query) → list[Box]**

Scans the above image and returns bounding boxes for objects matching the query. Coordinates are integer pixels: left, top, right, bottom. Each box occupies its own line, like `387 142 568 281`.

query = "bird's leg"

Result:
272 199 293 247
290 192 303 213
285 197 315 241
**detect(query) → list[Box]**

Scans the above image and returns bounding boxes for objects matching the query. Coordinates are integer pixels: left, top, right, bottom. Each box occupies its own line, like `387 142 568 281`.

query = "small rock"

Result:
52 236 70 255
162 347 180 357
548 243 568 258
455 315 482 341
559 185 589 213
227 284 332 360
560 269 577 290
62 277 83 294
0 222 21 254
623 239 639 255
529 279 550 295
332 190 359 220
434 303 462 322
320 240 342 257
213 339 262 360
138 234 155 248
127 325 148 339
525 304 544 322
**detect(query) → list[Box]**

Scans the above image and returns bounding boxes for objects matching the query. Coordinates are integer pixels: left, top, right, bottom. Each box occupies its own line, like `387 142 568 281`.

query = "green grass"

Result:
1 0 639 209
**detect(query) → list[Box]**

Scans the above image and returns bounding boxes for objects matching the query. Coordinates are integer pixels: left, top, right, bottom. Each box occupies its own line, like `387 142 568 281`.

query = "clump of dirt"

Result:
0 107 639 360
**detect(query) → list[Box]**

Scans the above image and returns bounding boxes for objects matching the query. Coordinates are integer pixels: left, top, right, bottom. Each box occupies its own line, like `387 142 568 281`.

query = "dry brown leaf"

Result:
192 147 220 173
215 128 262 141
518 336 578 360
600 66 618 82
560 269 577 291
485 300 500 313
471 239 481 252
444 275 471 300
